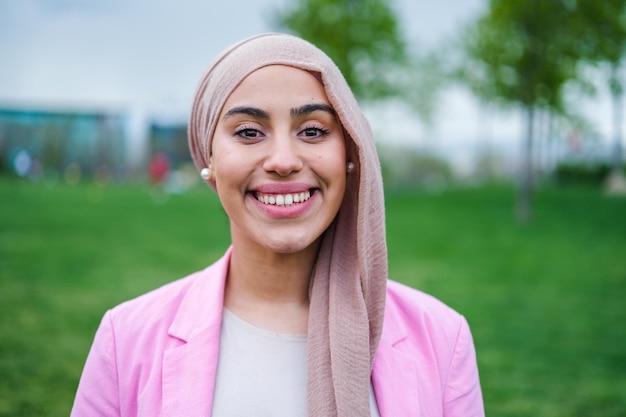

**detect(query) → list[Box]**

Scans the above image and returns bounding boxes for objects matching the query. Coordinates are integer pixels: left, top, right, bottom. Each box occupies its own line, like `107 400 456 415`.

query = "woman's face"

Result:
211 65 347 255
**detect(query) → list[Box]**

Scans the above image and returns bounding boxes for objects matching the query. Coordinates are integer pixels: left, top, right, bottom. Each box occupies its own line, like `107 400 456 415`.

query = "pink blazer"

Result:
71 248 484 416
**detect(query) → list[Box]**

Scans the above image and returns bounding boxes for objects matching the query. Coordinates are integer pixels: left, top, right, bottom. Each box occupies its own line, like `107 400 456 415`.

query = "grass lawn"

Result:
1 178 625 416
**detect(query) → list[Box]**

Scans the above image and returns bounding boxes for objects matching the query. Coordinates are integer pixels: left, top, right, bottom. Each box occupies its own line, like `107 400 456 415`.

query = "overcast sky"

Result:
0 0 484 113
15 0 620 172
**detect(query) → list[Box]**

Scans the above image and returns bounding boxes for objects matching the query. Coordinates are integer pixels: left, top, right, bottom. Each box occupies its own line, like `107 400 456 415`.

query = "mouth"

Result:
254 189 314 207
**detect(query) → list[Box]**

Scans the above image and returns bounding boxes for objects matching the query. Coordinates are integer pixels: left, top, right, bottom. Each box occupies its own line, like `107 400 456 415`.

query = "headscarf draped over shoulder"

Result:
188 33 387 417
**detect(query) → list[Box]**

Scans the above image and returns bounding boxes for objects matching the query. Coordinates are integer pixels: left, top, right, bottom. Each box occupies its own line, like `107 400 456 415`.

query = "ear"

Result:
208 156 216 181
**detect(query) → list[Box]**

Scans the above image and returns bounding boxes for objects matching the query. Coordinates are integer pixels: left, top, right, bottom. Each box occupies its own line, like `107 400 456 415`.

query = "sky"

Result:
0 0 482 111
6 0 610 173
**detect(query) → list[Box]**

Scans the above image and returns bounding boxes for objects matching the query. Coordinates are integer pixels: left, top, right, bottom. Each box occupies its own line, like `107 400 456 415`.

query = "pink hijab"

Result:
188 33 387 417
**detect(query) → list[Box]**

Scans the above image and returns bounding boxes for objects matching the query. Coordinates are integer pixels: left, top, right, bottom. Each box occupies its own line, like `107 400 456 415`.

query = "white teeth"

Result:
256 191 311 206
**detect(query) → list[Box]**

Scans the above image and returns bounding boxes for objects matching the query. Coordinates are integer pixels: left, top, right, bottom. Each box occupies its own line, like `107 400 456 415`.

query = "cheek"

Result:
211 139 240 181
319 144 347 193
214 156 242 189
325 141 347 174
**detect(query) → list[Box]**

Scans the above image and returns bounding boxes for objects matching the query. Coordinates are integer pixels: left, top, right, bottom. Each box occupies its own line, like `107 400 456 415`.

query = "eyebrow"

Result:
222 103 336 121
290 103 336 119
222 106 270 120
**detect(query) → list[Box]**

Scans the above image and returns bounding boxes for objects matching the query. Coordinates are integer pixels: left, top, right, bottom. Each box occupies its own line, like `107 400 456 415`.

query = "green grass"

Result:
1 179 625 416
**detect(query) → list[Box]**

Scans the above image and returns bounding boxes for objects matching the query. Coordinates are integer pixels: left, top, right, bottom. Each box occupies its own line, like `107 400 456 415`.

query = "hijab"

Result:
188 33 387 417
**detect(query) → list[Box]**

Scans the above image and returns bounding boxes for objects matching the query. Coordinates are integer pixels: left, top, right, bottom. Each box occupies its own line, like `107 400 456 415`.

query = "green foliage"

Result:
554 162 626 186
459 0 626 221
1 180 625 416
573 0 626 66
273 0 408 102
273 0 452 122
462 0 579 111
462 0 626 112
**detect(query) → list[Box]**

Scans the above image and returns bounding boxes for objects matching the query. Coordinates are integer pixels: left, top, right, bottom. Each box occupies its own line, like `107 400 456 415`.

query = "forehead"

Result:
223 65 331 109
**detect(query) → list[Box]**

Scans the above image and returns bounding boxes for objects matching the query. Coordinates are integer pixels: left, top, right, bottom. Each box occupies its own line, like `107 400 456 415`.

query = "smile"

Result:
255 190 312 206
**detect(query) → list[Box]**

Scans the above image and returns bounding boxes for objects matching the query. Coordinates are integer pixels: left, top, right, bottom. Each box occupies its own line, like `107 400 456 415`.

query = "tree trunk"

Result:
546 111 554 174
535 108 545 176
611 64 624 173
606 63 626 195
516 105 534 223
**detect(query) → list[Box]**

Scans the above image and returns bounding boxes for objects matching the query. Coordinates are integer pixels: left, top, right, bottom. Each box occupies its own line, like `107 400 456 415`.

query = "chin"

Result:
265 242 311 255
262 236 320 255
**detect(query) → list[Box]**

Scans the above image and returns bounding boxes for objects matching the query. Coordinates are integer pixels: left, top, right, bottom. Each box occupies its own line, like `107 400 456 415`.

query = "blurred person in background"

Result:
71 33 484 417
148 151 171 185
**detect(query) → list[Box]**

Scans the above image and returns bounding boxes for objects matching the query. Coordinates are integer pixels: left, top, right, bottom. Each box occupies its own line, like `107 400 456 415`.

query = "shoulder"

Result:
377 281 484 416
383 280 470 351
107 269 204 329
103 250 229 343
385 279 465 327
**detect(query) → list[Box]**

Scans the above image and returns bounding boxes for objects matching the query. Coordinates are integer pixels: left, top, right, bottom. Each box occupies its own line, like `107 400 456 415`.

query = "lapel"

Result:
371 301 423 417
158 249 423 417
161 248 232 417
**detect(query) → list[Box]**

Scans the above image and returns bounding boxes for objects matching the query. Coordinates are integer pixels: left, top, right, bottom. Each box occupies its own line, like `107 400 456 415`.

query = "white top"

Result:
211 309 381 417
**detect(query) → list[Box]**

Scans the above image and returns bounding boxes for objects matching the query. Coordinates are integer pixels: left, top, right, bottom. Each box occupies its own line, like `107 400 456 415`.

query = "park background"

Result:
1 0 626 416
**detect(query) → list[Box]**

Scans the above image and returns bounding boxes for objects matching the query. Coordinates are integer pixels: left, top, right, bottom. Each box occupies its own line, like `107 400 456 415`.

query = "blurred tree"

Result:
461 0 590 222
574 0 626 188
273 0 446 122
274 0 407 101
463 1 626 220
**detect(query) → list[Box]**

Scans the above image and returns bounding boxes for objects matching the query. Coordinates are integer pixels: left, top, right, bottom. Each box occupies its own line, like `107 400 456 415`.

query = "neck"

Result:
224 238 320 334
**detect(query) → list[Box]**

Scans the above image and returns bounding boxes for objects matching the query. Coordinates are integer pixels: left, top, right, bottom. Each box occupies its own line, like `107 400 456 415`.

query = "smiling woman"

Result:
70 33 484 417
212 65 346 258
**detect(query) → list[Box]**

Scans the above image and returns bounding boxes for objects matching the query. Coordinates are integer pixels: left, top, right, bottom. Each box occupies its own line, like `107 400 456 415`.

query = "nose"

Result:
262 133 304 176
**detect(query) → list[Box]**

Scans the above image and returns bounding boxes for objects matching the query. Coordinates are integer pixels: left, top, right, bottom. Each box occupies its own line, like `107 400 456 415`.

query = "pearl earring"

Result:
346 162 355 174
200 167 211 180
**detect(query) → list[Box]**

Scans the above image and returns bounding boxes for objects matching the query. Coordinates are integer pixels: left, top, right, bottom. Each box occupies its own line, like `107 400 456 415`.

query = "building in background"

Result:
0 106 128 183
148 119 190 170
0 105 195 186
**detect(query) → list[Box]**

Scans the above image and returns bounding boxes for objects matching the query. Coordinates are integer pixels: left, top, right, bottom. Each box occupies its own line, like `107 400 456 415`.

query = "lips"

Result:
255 190 312 206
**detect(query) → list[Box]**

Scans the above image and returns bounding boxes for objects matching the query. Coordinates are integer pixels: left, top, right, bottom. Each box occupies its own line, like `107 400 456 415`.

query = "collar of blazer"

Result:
160 247 422 417
372 297 422 417
163 248 230 416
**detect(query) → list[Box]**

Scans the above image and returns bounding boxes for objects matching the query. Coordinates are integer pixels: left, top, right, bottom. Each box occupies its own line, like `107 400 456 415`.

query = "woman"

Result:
71 33 484 417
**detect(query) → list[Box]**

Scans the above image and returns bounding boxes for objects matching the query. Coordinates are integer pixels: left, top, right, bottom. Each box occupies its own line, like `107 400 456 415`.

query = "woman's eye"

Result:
236 128 262 139
301 127 329 138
